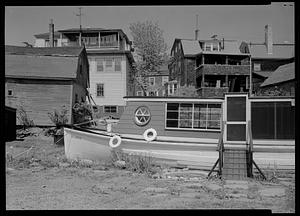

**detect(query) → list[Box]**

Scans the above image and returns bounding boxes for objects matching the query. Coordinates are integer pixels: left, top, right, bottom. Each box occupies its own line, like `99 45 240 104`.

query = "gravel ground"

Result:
5 130 295 212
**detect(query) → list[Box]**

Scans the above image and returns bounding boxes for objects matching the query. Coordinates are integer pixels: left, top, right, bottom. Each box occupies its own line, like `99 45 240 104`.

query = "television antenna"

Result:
74 7 85 30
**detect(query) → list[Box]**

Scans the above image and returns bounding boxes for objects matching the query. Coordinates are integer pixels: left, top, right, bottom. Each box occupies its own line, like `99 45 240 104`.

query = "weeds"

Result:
17 105 34 130
111 149 157 175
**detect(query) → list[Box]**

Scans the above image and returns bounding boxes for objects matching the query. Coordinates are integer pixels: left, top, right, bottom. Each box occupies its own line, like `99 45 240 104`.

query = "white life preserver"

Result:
143 128 157 142
109 135 122 148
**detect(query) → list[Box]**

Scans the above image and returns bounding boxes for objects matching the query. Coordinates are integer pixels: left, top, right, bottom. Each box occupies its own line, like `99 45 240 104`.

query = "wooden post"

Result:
98 32 101 48
117 32 120 49
225 56 228 65
225 75 228 87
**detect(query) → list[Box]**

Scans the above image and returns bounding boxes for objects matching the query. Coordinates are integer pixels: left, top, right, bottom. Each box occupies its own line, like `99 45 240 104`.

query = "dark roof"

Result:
253 71 273 78
249 44 294 59
34 31 66 39
5 46 83 79
5 45 84 57
260 62 295 87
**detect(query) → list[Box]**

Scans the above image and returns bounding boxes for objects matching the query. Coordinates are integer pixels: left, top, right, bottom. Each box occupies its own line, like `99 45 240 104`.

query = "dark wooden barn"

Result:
5 45 90 126
5 106 17 141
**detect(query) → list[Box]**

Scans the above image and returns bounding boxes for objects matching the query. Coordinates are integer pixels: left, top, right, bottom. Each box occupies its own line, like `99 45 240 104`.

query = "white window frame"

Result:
96 83 104 97
96 59 104 72
253 63 261 71
162 76 169 86
165 102 222 132
114 58 122 72
105 58 113 68
149 77 155 86
147 91 159 96
136 91 143 96
104 105 118 113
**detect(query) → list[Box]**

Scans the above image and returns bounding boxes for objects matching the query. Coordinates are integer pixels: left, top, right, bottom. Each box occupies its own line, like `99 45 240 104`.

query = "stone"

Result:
227 193 247 199
259 188 286 197
206 183 222 191
58 162 70 168
180 192 199 198
113 160 126 168
142 187 169 194
151 173 161 179
224 180 249 190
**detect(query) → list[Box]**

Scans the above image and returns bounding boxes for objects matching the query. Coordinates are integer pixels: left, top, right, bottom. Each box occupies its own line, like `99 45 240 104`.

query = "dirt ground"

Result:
5 129 295 212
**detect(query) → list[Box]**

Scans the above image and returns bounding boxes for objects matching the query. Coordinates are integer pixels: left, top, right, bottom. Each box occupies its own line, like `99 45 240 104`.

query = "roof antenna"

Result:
195 14 199 40
74 7 84 30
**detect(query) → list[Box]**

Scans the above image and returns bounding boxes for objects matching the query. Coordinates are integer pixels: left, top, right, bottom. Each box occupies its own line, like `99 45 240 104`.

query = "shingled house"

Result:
249 25 294 95
5 45 89 126
258 62 295 96
168 38 251 97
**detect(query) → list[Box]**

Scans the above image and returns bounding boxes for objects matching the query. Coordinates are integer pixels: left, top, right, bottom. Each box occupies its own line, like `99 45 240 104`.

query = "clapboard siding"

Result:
88 54 127 106
6 82 72 126
114 101 220 139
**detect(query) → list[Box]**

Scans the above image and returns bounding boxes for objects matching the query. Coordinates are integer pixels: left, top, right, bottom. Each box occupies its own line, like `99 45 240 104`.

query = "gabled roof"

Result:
260 62 295 87
5 46 83 79
147 64 169 76
249 44 294 59
5 45 84 57
253 71 273 78
180 39 202 56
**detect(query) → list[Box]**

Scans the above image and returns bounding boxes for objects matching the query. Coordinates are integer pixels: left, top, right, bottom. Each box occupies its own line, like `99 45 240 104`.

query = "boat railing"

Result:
246 120 266 179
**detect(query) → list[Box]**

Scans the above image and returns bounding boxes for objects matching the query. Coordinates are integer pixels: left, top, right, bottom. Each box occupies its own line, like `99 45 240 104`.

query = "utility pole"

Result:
74 7 84 46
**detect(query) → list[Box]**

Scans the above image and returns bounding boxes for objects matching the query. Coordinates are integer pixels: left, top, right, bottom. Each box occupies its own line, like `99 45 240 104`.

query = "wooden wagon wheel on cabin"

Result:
134 106 151 126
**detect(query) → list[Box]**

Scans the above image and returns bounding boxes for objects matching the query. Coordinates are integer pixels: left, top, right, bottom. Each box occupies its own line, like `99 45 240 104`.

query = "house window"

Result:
162 76 169 86
136 91 143 96
166 103 222 130
205 43 212 51
79 64 82 74
104 106 117 113
253 63 261 71
149 77 155 86
75 94 79 103
105 59 113 68
7 89 13 96
114 58 122 72
97 59 104 72
147 91 158 96
96 83 104 97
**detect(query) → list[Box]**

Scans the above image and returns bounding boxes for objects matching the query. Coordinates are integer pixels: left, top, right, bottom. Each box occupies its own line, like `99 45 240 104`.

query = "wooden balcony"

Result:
61 41 119 50
197 64 251 76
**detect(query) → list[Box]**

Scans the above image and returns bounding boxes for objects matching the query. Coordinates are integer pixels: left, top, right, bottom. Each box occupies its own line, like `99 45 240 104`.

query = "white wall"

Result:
89 54 127 106
34 39 46 47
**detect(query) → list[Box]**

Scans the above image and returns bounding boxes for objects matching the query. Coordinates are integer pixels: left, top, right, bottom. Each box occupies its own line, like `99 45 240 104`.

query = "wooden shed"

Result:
5 45 90 126
5 106 17 141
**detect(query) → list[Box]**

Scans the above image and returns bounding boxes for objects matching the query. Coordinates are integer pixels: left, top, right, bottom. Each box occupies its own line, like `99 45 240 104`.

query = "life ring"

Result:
109 135 122 148
143 128 157 142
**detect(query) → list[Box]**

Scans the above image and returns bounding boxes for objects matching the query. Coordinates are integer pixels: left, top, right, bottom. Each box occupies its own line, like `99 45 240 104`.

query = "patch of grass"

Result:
111 149 157 175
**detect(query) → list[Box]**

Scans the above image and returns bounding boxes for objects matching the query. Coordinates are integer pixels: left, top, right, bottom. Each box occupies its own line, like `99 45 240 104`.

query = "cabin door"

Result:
223 93 250 144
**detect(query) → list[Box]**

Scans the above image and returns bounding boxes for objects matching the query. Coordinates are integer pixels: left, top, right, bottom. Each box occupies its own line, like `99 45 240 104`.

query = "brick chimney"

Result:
265 24 273 54
49 19 54 47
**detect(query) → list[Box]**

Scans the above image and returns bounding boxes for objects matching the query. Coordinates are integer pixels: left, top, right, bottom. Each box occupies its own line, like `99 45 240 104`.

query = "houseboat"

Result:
64 93 295 176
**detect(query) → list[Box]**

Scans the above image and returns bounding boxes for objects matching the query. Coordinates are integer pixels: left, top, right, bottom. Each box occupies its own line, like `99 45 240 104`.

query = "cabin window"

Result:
166 103 222 130
96 83 104 97
97 59 104 72
134 106 151 126
104 106 117 113
114 58 122 72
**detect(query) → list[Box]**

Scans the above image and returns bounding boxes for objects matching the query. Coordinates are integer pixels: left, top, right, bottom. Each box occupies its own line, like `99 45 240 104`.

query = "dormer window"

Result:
204 42 220 51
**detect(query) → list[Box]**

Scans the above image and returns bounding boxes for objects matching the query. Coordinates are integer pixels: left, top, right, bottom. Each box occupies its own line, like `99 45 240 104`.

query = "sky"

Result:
5 3 294 53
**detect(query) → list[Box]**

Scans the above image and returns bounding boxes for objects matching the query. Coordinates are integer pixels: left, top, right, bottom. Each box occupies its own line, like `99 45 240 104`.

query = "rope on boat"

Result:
9 146 34 158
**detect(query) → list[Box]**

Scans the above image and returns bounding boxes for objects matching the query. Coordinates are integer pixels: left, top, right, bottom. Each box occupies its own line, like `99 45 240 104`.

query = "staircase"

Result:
222 149 248 180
